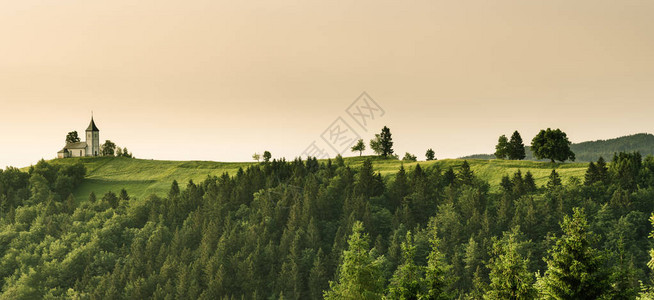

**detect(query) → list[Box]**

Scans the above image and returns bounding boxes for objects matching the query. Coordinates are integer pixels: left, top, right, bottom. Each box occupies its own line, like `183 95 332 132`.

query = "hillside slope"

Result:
462 133 654 162
46 156 588 201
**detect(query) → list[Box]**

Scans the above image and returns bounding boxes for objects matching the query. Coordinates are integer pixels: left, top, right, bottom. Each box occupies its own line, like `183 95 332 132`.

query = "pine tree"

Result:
495 135 509 159
484 227 536 299
538 208 610 299
508 131 526 160
324 221 386 300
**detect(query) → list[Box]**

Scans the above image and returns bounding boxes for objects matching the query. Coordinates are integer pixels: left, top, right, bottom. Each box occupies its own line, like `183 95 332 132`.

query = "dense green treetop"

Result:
531 128 575 163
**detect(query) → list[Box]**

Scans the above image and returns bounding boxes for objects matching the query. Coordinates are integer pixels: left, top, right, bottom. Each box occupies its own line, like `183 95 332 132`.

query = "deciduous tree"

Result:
531 128 575 163
351 139 366 156
402 153 417 162
426 148 436 161
494 135 509 159
66 131 80 144
263 151 272 163
101 140 116 156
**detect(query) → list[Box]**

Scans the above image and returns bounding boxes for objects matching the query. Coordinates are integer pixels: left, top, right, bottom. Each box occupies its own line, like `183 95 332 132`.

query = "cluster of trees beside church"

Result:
2 153 654 298
101 140 134 158
65 131 133 158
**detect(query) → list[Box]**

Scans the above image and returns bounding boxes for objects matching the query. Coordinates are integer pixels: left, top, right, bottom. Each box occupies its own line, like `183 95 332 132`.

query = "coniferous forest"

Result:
2 153 654 299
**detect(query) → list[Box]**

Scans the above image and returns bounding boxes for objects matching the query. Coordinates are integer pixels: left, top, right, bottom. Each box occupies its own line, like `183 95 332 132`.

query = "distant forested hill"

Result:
462 133 654 162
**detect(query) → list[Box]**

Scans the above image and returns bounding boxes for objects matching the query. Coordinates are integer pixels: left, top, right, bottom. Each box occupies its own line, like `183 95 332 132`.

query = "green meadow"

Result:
40 156 588 201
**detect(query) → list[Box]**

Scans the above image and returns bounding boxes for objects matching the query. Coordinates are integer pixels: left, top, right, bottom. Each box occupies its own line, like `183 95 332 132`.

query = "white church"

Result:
57 117 101 158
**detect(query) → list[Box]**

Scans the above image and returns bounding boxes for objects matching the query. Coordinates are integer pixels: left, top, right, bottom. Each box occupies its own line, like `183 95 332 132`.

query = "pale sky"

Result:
2 0 654 168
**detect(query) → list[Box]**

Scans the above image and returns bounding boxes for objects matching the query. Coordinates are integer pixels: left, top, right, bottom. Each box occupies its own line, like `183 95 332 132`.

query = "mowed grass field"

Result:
40 156 589 201
45 157 255 201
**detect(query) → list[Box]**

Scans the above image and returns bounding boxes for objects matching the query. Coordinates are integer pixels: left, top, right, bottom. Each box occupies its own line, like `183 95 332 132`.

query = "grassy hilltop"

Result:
44 156 589 201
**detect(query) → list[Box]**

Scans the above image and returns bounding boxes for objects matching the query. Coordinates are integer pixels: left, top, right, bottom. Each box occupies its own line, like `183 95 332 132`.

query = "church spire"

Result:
86 115 99 131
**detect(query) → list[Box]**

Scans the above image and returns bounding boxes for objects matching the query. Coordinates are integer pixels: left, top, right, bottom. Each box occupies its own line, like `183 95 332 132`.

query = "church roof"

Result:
86 117 99 131
64 142 88 149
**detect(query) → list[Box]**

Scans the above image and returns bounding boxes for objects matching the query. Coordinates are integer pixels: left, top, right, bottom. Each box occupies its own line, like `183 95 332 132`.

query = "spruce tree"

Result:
324 221 386 300
387 231 423 299
389 165 410 211
508 131 526 160
88 191 96 203
584 162 599 185
423 220 454 299
443 167 456 187
484 227 536 299
309 249 328 300
523 171 536 193
539 208 610 299
640 214 654 299
596 156 608 183
380 126 394 157
458 161 474 186
547 170 562 189
500 176 513 193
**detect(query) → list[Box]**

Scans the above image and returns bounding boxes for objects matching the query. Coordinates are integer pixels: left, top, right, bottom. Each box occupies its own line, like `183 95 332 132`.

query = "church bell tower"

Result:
86 116 100 156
